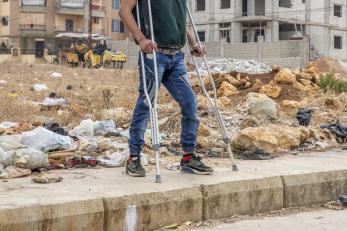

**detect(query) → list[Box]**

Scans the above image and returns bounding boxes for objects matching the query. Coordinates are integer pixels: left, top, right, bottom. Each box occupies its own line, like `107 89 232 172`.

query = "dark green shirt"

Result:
135 0 187 48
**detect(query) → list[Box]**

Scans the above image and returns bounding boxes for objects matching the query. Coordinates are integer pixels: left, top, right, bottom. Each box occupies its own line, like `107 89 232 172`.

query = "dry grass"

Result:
0 63 139 126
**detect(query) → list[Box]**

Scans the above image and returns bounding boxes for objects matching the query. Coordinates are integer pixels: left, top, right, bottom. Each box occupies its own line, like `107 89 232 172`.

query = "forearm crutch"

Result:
186 4 238 171
136 0 162 183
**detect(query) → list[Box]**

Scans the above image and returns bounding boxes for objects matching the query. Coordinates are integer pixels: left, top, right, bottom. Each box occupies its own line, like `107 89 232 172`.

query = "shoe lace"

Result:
133 158 144 171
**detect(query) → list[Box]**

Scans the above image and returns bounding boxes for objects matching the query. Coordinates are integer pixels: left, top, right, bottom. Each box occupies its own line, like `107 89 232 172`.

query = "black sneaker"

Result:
125 156 146 177
180 154 214 175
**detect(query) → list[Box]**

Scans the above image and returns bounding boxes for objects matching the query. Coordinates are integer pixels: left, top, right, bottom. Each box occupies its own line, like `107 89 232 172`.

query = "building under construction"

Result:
190 0 347 60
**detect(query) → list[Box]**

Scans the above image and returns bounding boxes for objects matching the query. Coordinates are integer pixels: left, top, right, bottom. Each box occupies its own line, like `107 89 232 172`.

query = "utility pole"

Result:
88 0 92 48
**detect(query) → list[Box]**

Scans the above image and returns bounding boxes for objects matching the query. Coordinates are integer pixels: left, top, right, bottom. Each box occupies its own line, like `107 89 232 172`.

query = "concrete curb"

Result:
0 170 346 231
202 176 284 220
282 170 347 208
0 199 104 231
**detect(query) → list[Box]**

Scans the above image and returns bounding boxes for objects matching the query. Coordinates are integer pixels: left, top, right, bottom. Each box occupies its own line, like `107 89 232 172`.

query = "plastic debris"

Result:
65 155 98 168
70 119 95 137
0 122 18 129
238 149 273 160
43 121 69 136
320 122 347 141
32 84 48 92
0 80 7 86
0 135 25 151
340 193 347 207
22 127 77 152
0 147 14 167
50 72 62 78
0 166 31 179
13 148 49 170
94 120 119 136
32 172 63 184
296 108 313 126
41 97 67 107
97 151 129 167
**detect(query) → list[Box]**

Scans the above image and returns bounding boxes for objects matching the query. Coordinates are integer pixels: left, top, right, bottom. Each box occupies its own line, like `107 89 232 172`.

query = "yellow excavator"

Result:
56 33 126 69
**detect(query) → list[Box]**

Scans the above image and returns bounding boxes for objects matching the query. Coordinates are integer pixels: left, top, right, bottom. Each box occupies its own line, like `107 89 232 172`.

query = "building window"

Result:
334 36 342 49
196 0 205 11
219 22 231 42
93 17 100 24
279 0 291 8
112 0 120 10
112 19 124 33
197 31 205 42
221 0 230 9
65 19 73 32
334 5 342 17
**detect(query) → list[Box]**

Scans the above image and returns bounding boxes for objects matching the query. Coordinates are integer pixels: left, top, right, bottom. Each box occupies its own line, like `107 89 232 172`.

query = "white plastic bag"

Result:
42 97 66 106
22 127 77 152
94 120 117 136
50 72 62 78
0 122 18 129
69 119 95 137
0 135 25 151
33 84 48 92
0 147 14 167
13 148 48 170
97 149 129 167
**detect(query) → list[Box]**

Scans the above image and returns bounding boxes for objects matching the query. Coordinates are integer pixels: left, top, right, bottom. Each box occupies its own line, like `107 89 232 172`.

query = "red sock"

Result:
182 154 193 161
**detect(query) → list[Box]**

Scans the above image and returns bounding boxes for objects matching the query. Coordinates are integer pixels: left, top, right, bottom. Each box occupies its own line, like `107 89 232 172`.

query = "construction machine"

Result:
55 33 126 68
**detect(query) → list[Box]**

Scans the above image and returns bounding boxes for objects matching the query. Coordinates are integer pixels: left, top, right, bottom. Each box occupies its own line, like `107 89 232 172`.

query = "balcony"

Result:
20 24 46 36
56 0 85 15
55 26 84 34
91 4 106 18
20 0 47 13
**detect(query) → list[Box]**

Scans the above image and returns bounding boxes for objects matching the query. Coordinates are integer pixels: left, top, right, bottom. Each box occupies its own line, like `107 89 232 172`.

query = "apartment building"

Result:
0 0 126 52
190 0 347 60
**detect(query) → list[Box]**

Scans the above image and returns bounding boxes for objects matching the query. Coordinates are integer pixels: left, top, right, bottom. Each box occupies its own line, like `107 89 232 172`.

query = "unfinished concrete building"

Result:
190 0 347 60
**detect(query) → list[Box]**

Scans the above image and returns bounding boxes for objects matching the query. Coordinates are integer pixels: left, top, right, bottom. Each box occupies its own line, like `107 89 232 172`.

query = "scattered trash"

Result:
0 122 18 129
41 97 67 107
0 166 31 179
94 120 119 136
22 127 77 152
65 155 98 168
166 163 180 171
32 172 63 184
0 80 7 86
43 121 68 136
13 148 48 170
296 108 313 126
320 122 347 141
50 72 62 78
340 193 347 207
32 84 48 92
97 151 129 167
238 149 273 160
0 135 25 151
0 147 14 167
70 119 95 137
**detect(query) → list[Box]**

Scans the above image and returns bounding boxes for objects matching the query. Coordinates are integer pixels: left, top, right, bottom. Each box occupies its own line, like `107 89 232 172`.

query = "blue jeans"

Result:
128 51 199 155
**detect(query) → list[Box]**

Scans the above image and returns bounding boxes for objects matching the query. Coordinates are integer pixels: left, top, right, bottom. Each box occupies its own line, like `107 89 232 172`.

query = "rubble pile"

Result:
203 58 272 74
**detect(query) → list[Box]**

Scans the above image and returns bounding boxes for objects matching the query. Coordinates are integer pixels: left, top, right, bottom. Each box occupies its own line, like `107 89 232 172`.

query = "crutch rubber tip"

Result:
155 175 162 183
232 165 239 171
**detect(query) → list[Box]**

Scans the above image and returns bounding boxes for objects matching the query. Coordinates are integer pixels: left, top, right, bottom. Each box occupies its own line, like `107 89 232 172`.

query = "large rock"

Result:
231 125 311 154
246 93 278 119
260 85 282 99
217 81 238 97
274 68 296 85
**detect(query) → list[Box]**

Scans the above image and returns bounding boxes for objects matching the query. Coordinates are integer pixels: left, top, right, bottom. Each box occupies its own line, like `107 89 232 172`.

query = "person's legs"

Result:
162 51 213 174
127 53 167 176
162 52 199 153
